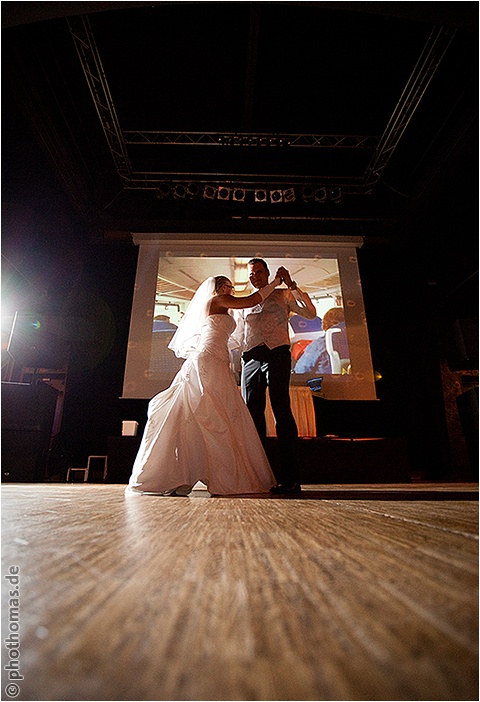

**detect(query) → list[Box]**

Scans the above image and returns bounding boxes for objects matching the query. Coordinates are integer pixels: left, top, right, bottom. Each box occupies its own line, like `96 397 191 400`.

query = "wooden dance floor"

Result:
2 482 478 701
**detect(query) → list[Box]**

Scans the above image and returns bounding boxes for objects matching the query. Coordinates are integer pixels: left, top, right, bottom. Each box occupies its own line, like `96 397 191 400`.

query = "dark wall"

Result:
358 241 451 479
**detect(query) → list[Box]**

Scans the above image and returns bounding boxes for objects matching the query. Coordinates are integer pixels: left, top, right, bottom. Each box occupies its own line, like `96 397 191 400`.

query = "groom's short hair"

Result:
248 258 270 275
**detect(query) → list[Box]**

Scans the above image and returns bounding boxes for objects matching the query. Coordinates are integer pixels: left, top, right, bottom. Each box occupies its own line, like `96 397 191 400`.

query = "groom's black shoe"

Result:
270 483 301 494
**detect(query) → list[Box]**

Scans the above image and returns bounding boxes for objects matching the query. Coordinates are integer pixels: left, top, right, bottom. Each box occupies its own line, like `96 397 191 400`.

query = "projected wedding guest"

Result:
289 313 323 337
126 273 283 497
150 315 183 377
152 314 177 331
293 307 346 375
289 314 323 364
232 260 317 494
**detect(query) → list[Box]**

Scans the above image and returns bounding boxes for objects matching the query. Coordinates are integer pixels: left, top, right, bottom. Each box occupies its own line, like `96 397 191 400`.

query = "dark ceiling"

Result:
3 2 478 240
1 3 478 473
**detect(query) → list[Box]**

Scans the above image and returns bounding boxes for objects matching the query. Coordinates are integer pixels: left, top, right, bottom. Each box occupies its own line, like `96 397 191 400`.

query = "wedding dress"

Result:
127 314 276 495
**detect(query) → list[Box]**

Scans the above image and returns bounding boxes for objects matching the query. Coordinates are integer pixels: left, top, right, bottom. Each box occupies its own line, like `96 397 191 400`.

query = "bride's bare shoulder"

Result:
208 296 226 315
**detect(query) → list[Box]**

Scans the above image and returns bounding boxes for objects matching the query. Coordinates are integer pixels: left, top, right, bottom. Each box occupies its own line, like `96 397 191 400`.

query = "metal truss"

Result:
67 17 456 198
123 131 378 149
363 25 457 194
124 174 366 197
67 15 132 181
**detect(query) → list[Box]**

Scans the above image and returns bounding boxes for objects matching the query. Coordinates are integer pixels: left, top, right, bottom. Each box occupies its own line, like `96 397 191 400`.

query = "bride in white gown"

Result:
126 274 282 496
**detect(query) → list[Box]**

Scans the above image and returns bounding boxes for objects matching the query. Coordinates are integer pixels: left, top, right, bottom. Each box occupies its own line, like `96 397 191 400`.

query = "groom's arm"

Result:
277 266 316 319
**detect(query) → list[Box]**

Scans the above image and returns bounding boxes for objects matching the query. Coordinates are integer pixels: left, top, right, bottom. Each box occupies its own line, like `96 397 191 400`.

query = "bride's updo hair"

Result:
214 276 231 292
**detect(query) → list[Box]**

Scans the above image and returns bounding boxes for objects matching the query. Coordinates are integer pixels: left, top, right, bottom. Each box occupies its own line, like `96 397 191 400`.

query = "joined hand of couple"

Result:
275 266 293 288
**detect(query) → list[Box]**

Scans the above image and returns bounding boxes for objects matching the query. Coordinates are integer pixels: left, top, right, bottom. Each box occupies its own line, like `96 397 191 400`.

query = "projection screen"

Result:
122 235 377 401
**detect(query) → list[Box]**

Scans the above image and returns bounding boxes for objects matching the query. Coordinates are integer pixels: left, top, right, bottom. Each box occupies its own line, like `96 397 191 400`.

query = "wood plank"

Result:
2 484 478 701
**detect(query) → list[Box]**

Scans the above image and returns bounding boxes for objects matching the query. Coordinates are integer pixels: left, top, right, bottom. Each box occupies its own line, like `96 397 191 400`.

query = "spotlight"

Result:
302 186 314 202
217 186 231 201
283 188 296 203
186 183 200 198
270 190 283 203
173 184 186 199
314 187 327 203
203 185 217 200
255 189 267 202
232 188 246 202
156 183 171 199
329 187 342 203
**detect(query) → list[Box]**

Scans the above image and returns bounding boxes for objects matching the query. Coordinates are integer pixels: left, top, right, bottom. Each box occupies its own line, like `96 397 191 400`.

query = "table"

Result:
265 385 316 437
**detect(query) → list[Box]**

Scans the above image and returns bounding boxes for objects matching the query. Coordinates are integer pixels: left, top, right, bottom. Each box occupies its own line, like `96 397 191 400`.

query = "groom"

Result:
233 258 317 493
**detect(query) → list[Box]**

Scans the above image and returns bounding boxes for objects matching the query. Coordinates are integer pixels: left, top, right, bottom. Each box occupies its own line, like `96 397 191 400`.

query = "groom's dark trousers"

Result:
241 343 299 486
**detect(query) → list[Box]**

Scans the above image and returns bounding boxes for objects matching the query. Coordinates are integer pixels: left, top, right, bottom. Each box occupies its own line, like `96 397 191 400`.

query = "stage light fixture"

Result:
173 184 186 199
329 187 342 203
302 186 314 201
270 189 283 203
186 182 200 198
232 188 246 202
203 185 217 200
217 186 231 201
255 189 267 202
156 183 171 199
314 187 327 203
283 188 296 202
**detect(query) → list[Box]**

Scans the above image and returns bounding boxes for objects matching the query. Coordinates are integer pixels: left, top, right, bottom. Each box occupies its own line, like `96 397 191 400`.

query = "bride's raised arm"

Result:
214 275 282 311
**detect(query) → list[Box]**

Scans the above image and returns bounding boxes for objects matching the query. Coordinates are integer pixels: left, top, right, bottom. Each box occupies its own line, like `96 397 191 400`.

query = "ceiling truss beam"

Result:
67 15 132 181
67 17 456 199
363 25 456 193
123 132 378 149
122 172 365 196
